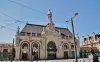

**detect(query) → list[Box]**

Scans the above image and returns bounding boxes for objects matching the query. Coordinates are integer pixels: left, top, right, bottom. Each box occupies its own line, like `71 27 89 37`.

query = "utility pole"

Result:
11 38 14 62
66 13 78 62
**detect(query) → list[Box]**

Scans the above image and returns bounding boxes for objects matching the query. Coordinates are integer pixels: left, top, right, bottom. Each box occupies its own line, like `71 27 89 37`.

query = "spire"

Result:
42 27 45 34
76 33 79 40
16 26 20 35
47 9 54 25
26 21 29 24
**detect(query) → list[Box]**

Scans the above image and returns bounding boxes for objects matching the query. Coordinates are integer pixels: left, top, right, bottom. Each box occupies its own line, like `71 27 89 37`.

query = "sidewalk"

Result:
0 58 90 62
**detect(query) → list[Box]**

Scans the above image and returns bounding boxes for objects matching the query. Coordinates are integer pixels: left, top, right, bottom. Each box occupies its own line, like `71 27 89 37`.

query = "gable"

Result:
21 24 73 36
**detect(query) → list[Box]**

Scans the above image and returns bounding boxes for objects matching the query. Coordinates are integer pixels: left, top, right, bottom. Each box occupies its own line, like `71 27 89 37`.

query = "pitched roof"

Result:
21 23 73 36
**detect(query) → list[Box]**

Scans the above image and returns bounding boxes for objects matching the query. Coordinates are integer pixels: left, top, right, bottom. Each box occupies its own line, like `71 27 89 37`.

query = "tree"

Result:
90 40 93 48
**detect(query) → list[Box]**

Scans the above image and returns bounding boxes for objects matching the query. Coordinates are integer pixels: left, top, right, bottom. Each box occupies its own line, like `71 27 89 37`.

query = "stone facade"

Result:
0 43 12 59
15 9 80 60
81 32 100 52
0 43 12 53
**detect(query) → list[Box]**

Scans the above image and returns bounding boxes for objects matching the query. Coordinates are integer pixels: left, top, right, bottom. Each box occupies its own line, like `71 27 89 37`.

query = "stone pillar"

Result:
40 38 46 59
15 46 20 60
68 42 71 58
77 50 80 58
29 40 32 60
56 46 60 58
40 46 45 59
69 47 72 58
57 44 63 59
30 43 32 59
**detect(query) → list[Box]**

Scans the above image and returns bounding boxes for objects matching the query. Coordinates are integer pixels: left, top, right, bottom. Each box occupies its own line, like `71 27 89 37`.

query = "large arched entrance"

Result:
21 42 29 60
31 43 39 60
47 41 57 59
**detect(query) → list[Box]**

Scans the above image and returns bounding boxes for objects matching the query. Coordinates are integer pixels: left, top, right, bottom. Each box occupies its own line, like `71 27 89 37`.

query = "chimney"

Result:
92 32 95 41
82 36 84 41
82 36 85 45
16 26 20 36
86 34 89 44
76 33 79 40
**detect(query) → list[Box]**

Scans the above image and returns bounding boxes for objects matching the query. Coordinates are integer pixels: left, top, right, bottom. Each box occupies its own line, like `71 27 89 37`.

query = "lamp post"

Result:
11 38 14 62
66 13 78 62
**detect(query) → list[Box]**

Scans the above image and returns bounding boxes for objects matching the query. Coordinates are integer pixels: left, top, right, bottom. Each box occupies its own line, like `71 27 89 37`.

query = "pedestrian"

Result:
88 52 93 62
91 49 99 62
92 52 99 62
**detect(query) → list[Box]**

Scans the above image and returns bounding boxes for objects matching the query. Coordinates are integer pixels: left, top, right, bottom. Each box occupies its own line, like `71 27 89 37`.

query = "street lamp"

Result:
66 13 78 62
11 38 14 62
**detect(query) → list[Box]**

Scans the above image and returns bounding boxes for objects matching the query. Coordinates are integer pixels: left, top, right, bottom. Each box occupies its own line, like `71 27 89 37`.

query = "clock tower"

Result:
46 9 55 32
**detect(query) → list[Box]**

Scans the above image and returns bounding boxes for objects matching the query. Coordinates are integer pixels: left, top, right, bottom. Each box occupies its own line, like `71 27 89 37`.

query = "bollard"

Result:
89 59 90 62
83 59 85 62
80 60 81 62
73 60 74 62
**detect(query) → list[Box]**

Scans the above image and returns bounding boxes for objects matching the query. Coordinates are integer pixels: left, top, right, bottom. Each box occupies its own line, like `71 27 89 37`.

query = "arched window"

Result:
61 33 65 39
33 43 38 49
63 43 69 50
22 43 28 49
71 44 74 49
47 41 57 59
47 41 56 50
32 43 38 55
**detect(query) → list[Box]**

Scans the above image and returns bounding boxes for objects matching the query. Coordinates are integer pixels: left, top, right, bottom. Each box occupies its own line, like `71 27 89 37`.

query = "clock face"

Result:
50 29 53 32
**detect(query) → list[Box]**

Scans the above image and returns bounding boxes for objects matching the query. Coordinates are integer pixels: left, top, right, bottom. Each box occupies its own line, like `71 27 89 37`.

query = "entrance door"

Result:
21 43 29 60
72 51 75 58
63 43 69 59
22 52 28 60
48 51 56 59
64 51 68 59
47 41 57 59
32 43 39 60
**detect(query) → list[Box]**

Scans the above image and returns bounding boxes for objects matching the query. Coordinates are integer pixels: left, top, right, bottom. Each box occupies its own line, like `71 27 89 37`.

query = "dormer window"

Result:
66 36 68 39
61 33 65 39
37 33 41 37
69 36 72 39
71 44 74 49
84 38 87 41
32 33 36 36
89 37 92 40
27 32 31 36
20 32 25 36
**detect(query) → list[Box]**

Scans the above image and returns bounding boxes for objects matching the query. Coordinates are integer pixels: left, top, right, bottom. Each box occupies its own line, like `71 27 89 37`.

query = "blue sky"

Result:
0 0 100 45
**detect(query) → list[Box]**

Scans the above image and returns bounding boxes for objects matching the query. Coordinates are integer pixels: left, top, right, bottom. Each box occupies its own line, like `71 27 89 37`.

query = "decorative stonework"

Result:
14 9 80 60
0 44 12 48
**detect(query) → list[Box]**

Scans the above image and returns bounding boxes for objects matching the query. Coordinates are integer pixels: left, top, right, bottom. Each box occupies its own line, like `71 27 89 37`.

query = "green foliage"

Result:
0 53 11 59
90 40 93 47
